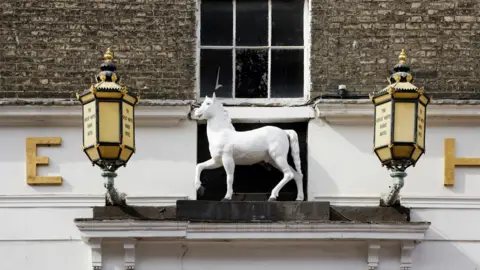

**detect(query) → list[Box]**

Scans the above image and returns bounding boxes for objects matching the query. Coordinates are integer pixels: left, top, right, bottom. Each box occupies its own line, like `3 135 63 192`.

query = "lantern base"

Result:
380 169 407 207
101 170 126 206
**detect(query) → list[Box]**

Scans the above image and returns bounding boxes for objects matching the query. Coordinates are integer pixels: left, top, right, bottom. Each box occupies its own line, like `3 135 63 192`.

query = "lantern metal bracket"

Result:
101 169 126 206
380 168 407 207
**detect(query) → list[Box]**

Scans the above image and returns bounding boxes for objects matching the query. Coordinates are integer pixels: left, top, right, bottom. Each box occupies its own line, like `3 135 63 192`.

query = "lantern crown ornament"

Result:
370 49 430 206
76 48 140 206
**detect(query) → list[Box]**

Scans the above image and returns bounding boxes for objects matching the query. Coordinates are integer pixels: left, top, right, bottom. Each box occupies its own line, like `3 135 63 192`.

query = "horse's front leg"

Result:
221 154 235 201
195 158 222 195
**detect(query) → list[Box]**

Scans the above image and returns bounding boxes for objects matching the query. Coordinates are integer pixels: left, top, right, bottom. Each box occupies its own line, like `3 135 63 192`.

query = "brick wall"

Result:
1 0 479 100
0 0 196 99
311 0 480 99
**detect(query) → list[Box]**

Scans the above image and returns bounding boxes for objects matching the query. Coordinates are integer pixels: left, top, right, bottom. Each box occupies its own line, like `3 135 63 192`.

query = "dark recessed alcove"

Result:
196 121 308 201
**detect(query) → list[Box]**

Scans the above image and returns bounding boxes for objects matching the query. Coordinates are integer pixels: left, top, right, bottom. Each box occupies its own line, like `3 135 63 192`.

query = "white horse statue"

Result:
194 93 304 202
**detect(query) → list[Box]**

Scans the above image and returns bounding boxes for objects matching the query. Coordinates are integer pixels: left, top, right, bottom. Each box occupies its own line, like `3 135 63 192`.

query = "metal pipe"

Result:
381 168 407 206
101 170 126 206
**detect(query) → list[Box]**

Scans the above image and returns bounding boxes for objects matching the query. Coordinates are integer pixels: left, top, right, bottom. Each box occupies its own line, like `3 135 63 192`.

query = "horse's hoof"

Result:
196 186 205 197
268 197 277 202
295 198 304 201
221 198 231 202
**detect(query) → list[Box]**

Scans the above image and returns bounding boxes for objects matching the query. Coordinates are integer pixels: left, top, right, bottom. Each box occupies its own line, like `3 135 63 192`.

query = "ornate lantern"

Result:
370 49 430 206
77 48 139 205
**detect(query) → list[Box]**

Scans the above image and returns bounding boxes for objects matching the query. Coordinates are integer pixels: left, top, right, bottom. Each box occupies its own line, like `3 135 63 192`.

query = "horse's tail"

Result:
284 130 303 176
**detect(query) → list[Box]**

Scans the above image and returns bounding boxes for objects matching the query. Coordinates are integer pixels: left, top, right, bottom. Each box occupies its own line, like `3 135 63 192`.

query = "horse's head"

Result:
195 92 222 119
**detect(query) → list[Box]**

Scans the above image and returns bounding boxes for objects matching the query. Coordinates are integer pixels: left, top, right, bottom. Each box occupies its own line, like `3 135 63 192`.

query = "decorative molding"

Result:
75 220 430 242
0 194 187 208
0 194 105 208
124 240 136 270
90 240 102 270
76 221 187 239
5 194 480 209
7 194 480 209
314 102 480 126
185 222 429 240
314 195 480 209
0 105 191 127
78 221 426 270
367 242 380 270
191 106 315 123
400 241 415 270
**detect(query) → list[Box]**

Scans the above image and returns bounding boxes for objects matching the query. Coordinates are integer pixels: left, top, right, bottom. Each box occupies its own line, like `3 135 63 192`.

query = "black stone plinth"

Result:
330 205 410 222
176 200 330 222
91 206 177 220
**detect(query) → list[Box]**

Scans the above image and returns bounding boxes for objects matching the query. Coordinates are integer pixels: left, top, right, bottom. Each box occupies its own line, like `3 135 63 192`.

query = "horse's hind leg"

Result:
267 160 304 201
268 156 294 201
292 167 304 201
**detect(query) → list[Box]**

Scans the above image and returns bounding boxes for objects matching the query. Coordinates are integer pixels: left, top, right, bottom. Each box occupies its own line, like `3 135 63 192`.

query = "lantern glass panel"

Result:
392 145 414 159
99 145 121 159
85 147 100 162
376 147 392 162
416 102 426 148
83 101 97 148
119 148 133 162
393 101 415 143
374 101 392 148
98 101 121 143
411 147 423 162
122 101 134 148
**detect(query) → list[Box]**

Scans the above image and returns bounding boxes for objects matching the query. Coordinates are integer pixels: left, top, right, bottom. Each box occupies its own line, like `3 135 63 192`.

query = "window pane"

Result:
271 49 304 98
236 0 268 46
200 49 233 98
201 0 233 46
272 0 304 46
235 49 268 98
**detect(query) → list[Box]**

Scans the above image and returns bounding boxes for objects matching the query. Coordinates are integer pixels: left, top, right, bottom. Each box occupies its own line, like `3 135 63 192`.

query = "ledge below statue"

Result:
82 200 411 223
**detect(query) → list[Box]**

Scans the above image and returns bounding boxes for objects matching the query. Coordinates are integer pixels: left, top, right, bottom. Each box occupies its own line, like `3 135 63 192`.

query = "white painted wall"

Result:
0 240 403 270
0 121 197 199
308 118 480 198
2 106 480 269
308 118 480 269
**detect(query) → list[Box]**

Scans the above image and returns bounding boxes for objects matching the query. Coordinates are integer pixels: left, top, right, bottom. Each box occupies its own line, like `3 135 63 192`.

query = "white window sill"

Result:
191 105 315 123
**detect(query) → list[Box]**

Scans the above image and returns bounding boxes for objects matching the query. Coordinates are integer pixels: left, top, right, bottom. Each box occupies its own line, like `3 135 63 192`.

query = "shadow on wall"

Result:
410 210 480 269
307 157 339 199
413 233 480 269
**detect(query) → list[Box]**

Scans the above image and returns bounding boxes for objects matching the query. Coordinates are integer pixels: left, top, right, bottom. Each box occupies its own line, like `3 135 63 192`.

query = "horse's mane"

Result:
215 101 233 125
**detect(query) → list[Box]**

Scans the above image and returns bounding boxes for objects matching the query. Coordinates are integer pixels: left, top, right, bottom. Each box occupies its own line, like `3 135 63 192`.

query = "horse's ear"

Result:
212 92 216 101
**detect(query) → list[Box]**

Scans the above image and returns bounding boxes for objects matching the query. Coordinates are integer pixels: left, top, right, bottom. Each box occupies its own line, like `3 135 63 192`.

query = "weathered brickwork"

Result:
0 0 196 99
311 0 480 99
1 0 479 100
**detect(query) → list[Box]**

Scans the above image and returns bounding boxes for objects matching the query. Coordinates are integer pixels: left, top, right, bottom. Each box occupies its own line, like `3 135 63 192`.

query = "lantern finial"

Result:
398 49 406 64
104 48 114 63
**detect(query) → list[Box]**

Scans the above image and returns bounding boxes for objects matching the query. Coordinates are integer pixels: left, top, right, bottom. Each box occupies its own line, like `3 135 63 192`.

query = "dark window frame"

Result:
198 0 307 100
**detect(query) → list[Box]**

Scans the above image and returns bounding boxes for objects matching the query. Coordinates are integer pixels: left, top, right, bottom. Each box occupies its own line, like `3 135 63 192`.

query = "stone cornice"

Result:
75 220 430 242
314 100 480 125
0 105 191 127
76 220 429 270
2 98 480 126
